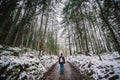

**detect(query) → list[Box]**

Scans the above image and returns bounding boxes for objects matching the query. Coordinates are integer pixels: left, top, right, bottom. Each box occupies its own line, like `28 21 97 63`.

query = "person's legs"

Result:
60 63 64 74
62 63 64 73
60 63 62 73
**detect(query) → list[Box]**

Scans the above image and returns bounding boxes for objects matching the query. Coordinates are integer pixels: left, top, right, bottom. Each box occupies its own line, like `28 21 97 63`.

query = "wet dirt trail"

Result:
44 62 84 80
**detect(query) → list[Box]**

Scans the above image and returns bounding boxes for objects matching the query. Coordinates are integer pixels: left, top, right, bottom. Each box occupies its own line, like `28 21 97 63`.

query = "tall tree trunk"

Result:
75 21 83 52
87 19 95 54
40 0 51 54
68 26 72 55
37 11 44 50
26 25 32 47
71 25 79 52
80 7 89 55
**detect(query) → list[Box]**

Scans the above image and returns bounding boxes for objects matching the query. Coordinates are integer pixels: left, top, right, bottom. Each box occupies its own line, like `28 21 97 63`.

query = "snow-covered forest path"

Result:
43 62 84 80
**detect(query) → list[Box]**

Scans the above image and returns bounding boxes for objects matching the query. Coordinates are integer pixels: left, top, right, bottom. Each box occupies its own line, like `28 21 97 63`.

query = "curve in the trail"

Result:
44 62 84 80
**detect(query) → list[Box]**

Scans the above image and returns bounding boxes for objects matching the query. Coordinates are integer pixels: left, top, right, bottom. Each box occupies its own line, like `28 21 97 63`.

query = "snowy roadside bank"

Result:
68 52 120 80
0 45 58 80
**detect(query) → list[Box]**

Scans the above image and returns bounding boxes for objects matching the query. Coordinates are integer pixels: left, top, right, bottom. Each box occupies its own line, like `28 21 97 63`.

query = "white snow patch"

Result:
0 45 3 48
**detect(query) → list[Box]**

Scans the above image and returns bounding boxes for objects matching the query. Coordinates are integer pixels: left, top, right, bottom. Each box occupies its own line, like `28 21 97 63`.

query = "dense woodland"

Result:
0 0 120 80
0 0 120 56
0 0 60 55
62 0 120 57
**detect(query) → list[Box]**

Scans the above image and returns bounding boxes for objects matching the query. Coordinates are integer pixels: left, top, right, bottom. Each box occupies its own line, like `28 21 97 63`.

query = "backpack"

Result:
60 57 63 63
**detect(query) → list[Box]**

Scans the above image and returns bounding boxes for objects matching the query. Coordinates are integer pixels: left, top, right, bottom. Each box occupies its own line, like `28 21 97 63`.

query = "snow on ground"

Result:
0 45 58 80
68 52 120 80
0 45 3 48
1 45 119 80
40 55 58 70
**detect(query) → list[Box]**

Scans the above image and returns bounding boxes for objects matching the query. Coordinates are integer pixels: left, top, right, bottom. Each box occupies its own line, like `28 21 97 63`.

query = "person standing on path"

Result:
59 53 65 74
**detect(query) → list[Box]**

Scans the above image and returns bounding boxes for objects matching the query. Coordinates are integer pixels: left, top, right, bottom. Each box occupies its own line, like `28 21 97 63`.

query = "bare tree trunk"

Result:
75 21 83 52
26 25 32 47
68 26 72 55
87 20 95 54
80 7 89 55
40 0 51 54
71 25 79 52
37 11 44 50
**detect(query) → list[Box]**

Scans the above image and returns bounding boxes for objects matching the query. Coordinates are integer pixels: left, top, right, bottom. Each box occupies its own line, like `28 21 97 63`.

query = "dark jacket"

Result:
59 56 65 64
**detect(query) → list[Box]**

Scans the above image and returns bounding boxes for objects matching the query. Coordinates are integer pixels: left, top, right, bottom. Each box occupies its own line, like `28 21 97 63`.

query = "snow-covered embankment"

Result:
68 52 120 80
0 45 58 80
